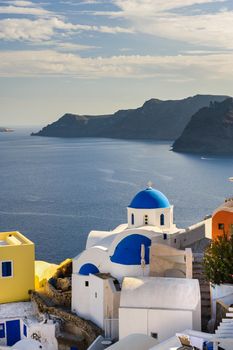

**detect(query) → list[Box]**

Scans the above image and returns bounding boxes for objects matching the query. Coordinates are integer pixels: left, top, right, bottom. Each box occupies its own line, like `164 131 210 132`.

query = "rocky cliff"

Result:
31 95 227 140
173 98 233 155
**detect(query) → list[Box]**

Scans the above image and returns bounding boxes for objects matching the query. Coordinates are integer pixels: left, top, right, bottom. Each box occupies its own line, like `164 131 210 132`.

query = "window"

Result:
160 214 165 226
23 324 27 337
0 324 5 338
85 281 89 287
131 213 134 225
95 292 97 298
151 332 158 339
218 223 224 230
163 233 167 240
144 215 148 225
1 261 13 277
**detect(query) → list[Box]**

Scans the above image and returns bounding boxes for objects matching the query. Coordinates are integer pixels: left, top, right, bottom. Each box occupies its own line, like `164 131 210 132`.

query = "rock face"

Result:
173 98 233 155
32 95 227 140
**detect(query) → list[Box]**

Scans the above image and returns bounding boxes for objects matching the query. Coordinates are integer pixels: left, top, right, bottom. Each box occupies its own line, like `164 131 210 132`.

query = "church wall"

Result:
89 275 105 329
127 207 173 230
73 247 110 275
72 274 90 320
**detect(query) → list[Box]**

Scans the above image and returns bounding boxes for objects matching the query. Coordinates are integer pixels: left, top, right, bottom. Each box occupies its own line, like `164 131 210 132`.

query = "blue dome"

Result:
79 263 99 276
129 187 170 209
110 234 151 265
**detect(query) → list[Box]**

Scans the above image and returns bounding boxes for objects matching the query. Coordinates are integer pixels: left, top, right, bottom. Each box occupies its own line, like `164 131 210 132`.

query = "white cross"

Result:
147 181 153 188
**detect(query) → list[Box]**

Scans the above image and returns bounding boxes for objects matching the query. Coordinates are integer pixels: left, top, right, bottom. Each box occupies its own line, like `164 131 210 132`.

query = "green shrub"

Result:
203 234 233 285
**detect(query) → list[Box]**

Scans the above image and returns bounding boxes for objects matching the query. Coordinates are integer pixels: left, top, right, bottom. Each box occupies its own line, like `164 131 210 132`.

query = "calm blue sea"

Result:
1 129 233 263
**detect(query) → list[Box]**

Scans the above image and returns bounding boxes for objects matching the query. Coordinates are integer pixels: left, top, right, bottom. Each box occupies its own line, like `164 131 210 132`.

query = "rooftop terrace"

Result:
0 231 33 247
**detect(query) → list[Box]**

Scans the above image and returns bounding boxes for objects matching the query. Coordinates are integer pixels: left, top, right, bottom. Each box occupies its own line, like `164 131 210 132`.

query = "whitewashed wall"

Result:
127 207 174 230
26 321 58 350
72 274 91 319
119 308 193 343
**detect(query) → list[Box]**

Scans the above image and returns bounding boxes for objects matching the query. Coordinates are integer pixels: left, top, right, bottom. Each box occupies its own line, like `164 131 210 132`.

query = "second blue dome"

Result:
129 187 170 209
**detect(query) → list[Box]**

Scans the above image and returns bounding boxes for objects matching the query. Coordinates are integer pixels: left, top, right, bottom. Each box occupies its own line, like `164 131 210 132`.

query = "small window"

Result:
0 323 5 338
218 223 224 230
163 233 167 240
131 213 134 225
23 324 27 337
151 332 158 339
1 261 12 277
85 281 89 287
160 214 165 226
174 239 177 243
95 292 97 298
144 215 148 225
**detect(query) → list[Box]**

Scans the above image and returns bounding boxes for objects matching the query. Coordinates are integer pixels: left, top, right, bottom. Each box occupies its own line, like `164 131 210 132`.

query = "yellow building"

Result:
0 231 35 304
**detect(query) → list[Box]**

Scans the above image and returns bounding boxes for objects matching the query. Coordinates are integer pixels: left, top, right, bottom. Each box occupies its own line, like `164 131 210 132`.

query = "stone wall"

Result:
44 281 71 308
30 291 102 349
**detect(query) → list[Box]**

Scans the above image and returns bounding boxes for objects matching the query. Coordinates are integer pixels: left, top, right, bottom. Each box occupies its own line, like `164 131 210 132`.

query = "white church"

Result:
72 185 206 343
73 185 181 281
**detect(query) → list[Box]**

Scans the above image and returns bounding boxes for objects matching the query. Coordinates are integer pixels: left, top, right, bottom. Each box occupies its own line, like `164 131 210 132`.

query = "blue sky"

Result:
0 0 233 125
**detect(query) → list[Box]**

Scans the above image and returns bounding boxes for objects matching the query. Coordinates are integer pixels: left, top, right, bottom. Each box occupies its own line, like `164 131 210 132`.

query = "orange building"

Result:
212 199 233 240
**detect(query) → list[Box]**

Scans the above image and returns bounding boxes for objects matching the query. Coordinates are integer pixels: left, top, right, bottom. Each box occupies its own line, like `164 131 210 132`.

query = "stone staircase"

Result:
193 253 211 331
214 306 233 350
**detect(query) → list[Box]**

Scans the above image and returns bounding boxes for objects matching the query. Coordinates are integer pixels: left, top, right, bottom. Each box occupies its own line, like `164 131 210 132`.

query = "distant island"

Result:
173 98 233 155
31 94 227 140
0 127 14 132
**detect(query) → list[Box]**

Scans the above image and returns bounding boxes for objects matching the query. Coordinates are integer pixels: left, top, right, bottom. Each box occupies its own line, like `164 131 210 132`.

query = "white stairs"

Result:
214 306 233 350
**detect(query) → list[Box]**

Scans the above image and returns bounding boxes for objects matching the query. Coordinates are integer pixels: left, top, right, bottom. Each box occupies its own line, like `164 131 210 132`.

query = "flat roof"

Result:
0 231 34 247
0 301 34 318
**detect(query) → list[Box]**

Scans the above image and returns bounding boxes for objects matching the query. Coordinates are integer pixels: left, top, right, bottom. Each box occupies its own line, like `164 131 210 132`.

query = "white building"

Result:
72 273 120 331
105 330 214 350
119 277 201 344
0 302 34 347
0 302 58 350
73 186 183 281
72 185 206 334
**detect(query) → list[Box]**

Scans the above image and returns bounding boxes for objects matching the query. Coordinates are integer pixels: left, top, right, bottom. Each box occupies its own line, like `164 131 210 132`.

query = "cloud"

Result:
0 18 68 41
0 49 233 80
4 1 36 6
108 0 233 50
114 0 227 14
44 42 101 52
0 5 51 15
0 17 133 42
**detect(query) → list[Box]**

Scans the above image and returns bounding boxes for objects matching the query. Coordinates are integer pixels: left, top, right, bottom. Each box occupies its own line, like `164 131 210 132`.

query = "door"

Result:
6 320 21 346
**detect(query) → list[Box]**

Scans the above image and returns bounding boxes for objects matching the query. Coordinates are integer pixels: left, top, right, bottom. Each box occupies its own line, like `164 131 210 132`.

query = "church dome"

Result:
129 187 170 209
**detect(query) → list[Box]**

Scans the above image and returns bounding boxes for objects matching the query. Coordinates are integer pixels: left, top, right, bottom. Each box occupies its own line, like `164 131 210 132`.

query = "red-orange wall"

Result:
212 210 233 240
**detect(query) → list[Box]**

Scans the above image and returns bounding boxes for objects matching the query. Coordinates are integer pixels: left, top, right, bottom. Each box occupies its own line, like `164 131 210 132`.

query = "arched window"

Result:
144 215 148 225
160 214 165 226
131 213 134 225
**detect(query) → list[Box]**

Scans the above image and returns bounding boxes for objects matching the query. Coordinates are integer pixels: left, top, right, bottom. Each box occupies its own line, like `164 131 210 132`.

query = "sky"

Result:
0 0 233 126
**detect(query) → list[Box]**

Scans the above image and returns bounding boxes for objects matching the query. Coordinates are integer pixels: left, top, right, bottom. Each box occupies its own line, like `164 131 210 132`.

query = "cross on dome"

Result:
147 181 153 188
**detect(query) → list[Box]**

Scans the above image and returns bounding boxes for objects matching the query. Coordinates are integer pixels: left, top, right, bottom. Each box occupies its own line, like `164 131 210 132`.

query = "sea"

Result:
1 128 233 263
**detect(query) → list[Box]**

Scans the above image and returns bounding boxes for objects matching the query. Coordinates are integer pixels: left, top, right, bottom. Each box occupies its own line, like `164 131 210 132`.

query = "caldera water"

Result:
1 128 233 263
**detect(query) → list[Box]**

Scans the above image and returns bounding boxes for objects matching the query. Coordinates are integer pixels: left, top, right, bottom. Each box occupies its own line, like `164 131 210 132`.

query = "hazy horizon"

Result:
1 92 231 128
1 0 233 126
